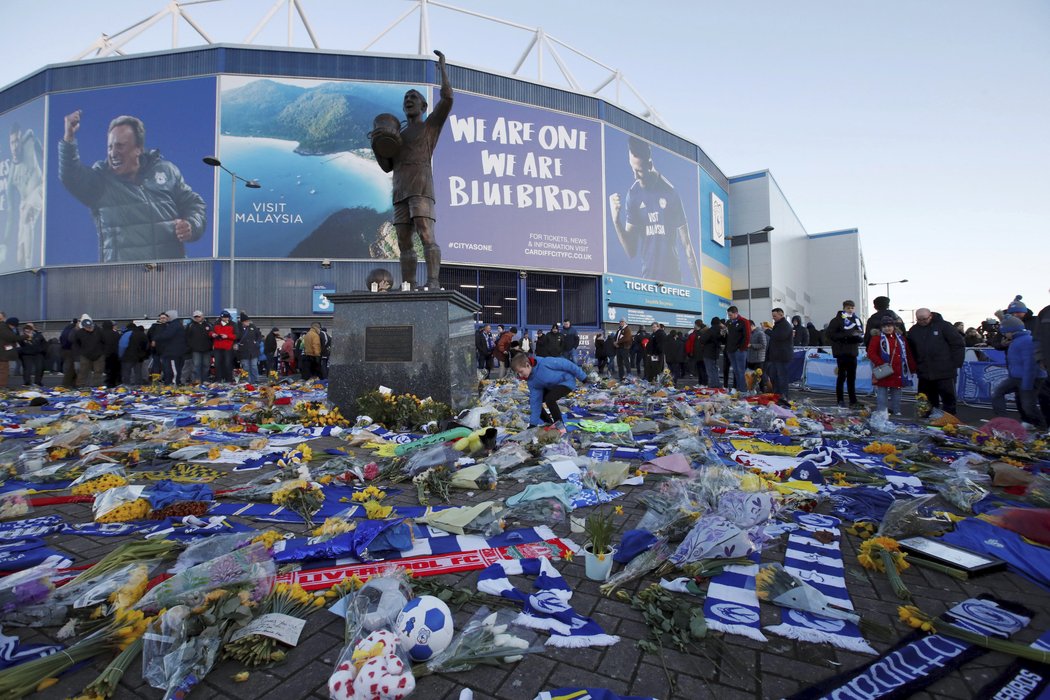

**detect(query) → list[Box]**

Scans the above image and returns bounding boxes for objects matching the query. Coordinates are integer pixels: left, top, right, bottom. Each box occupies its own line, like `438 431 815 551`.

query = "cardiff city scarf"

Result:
789 596 1033 700
478 558 619 648
765 512 876 654
535 690 657 700
281 537 572 591
0 628 62 672
975 629 1050 700
703 554 767 642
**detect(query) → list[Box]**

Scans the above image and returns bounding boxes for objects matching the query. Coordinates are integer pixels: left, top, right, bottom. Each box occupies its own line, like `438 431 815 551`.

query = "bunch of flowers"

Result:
416 608 538 677
294 400 350 427
136 542 275 614
312 517 357 538
251 530 287 550
864 441 898 455
223 582 327 667
95 497 151 523
276 443 315 477
858 536 910 600
351 485 386 503
0 607 153 697
413 466 453 506
271 468 325 528
355 391 451 431
0 491 31 521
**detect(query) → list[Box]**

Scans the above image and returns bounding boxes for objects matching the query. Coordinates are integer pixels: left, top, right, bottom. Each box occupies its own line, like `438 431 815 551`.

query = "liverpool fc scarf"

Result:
765 512 876 654
477 558 620 648
789 596 1033 700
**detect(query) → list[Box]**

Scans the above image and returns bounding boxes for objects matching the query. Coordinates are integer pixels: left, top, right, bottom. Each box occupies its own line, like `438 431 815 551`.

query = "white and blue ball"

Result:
395 595 454 662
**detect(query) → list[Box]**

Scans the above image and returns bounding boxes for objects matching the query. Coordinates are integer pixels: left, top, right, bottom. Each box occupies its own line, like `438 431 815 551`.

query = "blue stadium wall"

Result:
0 45 731 331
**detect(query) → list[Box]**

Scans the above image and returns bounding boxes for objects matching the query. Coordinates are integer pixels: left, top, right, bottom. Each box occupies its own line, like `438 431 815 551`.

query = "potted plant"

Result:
582 506 617 581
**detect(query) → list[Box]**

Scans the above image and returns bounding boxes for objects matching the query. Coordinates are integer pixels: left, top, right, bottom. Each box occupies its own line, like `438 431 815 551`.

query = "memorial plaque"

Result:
365 325 413 362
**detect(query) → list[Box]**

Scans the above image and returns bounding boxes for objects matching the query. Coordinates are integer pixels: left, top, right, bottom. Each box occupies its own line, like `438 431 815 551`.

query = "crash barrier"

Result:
799 347 1006 407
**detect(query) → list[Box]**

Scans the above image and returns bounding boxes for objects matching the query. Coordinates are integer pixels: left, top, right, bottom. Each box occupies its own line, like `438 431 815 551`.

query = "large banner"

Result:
433 92 603 273
216 76 419 259
46 78 217 265
0 98 45 273
604 126 701 287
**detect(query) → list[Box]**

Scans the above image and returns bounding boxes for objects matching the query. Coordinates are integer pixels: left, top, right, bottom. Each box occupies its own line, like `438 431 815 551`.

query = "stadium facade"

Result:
0 44 863 336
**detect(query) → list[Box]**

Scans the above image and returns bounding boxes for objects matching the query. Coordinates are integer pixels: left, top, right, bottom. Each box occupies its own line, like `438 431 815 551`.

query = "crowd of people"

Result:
0 310 332 389
469 293 1049 430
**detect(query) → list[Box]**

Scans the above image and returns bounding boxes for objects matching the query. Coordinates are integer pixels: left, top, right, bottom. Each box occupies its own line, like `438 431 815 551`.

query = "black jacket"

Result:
100 321 121 358
153 320 188 359
121 326 149 363
768 318 795 363
58 140 207 262
648 328 666 357
663 334 684 364
186 320 214 353
17 330 46 356
724 316 751 353
864 310 905 346
699 325 723 360
827 311 865 357
907 313 965 380
535 332 562 358
236 323 262 360
73 327 105 360
594 336 608 359
265 331 281 357
793 323 810 347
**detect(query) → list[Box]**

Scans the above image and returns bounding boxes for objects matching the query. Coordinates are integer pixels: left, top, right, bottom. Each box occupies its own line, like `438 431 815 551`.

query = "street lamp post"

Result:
869 279 909 299
203 157 260 313
735 225 774 318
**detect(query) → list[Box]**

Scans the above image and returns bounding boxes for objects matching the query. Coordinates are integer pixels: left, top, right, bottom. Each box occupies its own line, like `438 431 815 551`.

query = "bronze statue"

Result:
372 50 453 290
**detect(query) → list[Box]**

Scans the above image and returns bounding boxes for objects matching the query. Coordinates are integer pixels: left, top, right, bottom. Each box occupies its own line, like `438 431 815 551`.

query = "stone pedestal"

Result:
326 290 481 415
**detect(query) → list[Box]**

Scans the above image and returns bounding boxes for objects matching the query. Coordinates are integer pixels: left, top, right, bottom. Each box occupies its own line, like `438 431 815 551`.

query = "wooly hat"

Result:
1006 295 1028 314
1000 315 1025 333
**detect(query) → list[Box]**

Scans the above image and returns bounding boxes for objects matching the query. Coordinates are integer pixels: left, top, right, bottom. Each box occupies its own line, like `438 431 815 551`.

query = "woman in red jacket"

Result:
210 312 237 383
867 315 917 416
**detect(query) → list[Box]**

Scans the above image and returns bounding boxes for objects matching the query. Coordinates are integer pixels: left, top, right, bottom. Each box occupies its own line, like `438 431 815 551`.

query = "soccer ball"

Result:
395 595 454 662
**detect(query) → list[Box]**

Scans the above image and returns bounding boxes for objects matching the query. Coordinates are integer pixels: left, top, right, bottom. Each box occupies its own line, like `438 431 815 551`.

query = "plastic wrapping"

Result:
69 462 128 496
169 533 255 574
136 542 275 613
501 497 566 530
0 490 32 521
936 475 988 513
92 485 151 522
403 444 460 477
1025 473 1050 508
484 443 532 473
876 494 951 539
142 604 223 698
424 606 543 674
0 560 56 615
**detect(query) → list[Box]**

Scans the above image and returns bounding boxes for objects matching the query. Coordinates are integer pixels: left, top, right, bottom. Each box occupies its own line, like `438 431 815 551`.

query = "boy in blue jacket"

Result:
510 352 587 426
992 315 1047 429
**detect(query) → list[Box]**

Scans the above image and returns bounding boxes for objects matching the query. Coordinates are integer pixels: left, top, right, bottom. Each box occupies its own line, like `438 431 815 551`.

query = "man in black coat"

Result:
792 316 809 346
826 300 865 407
185 311 214 384
151 311 187 385
73 317 106 387
120 321 148 385
907 308 965 415
100 320 122 387
474 324 493 377
699 318 724 388
643 322 666 382
768 308 795 400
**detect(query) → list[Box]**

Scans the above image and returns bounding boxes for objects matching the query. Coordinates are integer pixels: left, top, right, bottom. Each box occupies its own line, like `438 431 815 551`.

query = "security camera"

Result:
321 259 332 269
144 263 158 271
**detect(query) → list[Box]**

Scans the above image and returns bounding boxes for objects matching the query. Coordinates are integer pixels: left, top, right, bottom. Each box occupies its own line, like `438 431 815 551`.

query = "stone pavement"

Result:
9 379 1048 700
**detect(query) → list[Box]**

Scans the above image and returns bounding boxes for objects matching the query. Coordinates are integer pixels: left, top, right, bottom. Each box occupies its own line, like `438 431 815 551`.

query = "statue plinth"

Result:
326 290 481 415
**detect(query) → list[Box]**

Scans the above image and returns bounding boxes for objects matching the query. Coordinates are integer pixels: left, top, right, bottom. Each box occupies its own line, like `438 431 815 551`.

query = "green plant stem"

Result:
908 556 970 581
880 550 911 601
937 622 1050 664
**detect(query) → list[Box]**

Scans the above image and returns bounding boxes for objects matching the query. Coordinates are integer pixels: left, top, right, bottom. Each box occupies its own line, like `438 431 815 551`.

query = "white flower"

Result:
297 464 312 481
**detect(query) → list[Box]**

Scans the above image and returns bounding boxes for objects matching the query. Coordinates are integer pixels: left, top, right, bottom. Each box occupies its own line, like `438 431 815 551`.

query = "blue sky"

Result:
2 0 1047 326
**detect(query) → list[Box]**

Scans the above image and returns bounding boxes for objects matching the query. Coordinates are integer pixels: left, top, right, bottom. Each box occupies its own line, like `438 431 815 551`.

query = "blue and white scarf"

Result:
703 553 767 642
0 628 62 672
878 332 913 384
975 628 1050 700
789 597 1032 700
765 512 876 654
478 558 620 648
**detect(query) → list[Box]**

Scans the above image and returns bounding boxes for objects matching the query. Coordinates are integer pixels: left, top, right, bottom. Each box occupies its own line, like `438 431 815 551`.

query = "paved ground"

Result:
6 373 1047 700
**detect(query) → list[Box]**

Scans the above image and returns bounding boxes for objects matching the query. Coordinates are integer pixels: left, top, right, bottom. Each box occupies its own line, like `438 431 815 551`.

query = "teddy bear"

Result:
328 629 416 700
